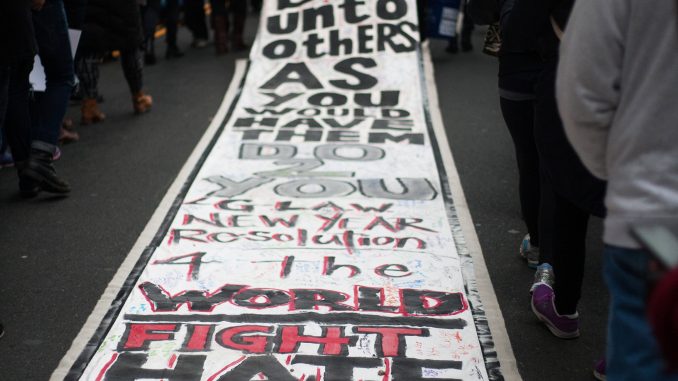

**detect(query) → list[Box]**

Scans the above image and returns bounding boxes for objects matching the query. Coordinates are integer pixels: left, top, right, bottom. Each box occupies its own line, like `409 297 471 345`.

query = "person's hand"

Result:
31 0 45 11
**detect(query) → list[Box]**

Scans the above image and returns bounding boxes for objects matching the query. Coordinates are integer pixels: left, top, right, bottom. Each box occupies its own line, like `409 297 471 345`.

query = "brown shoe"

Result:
59 127 80 144
81 98 106 125
62 117 74 131
132 91 153 114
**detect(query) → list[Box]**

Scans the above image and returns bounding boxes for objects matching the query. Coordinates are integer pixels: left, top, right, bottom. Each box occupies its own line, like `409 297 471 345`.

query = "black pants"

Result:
499 97 541 245
184 0 208 40
210 0 247 16
538 171 590 315
77 48 144 98
141 0 160 54
164 0 180 48
0 60 33 163
534 63 606 315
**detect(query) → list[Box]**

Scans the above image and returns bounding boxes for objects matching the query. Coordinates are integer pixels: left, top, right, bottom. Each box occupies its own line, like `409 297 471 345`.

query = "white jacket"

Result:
557 0 678 248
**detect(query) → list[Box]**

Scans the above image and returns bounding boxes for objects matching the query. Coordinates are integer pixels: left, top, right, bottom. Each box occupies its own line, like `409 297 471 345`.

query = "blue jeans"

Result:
604 245 678 380
30 0 75 150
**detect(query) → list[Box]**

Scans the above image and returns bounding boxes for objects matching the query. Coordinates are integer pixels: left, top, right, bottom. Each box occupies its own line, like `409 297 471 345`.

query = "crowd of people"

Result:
2 0 677 380
0 0 261 198
464 0 678 379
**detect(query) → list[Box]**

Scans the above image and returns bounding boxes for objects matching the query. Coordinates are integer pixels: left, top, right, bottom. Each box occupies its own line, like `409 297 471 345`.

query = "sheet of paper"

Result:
29 29 82 92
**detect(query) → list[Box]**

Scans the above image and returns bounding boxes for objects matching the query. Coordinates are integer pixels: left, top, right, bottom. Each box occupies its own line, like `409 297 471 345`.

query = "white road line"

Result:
49 60 249 381
422 41 522 381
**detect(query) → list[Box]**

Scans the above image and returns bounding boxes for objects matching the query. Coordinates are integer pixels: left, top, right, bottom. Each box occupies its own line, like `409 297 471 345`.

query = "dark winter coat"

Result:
0 0 38 65
497 0 542 95
79 0 143 55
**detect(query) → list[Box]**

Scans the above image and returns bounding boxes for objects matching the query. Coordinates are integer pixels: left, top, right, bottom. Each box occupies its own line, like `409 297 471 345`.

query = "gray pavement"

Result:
0 22 607 380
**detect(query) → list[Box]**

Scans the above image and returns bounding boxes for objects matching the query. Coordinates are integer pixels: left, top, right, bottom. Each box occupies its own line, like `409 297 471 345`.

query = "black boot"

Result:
461 31 473 52
446 37 459 54
14 161 39 198
165 44 184 59
23 148 71 194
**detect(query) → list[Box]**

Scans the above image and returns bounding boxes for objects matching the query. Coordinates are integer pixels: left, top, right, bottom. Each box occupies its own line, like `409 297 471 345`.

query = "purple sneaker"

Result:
593 359 606 380
531 284 580 339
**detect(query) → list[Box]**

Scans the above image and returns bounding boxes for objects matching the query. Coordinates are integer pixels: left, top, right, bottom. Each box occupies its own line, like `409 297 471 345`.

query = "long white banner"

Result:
64 1 505 380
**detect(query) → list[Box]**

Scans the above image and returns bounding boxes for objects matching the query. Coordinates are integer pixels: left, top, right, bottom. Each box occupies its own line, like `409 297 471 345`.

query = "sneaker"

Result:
531 283 580 339
59 126 80 144
520 234 540 268
530 263 555 293
593 359 606 381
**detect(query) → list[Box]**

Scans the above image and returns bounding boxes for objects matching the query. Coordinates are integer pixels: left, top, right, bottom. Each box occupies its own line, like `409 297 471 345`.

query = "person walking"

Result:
28 0 77 193
493 0 543 270
557 0 678 379
210 0 249 54
1 0 71 197
77 0 152 125
184 0 209 48
526 0 607 340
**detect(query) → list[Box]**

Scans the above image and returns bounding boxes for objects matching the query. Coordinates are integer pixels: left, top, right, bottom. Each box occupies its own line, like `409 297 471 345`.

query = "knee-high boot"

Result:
232 14 248 51
212 14 229 55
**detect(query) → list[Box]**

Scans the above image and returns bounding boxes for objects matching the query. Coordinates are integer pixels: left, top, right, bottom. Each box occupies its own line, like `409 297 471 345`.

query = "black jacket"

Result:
79 0 143 54
497 0 542 94
0 0 38 65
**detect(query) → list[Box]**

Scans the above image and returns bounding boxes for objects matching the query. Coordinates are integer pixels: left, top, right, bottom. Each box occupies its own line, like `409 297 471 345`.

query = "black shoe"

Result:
0 323 4 339
19 176 39 198
446 38 459 54
461 38 473 52
14 161 39 198
165 46 184 59
23 149 71 194
144 53 157 66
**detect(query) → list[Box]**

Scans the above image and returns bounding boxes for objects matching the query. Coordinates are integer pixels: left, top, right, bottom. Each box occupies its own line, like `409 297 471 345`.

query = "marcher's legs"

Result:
460 0 474 51
142 0 161 64
551 190 589 315
604 246 678 381
121 48 153 114
164 0 183 58
76 54 106 125
3 61 33 163
210 0 229 54
4 57 68 195
184 0 209 45
30 0 75 150
230 0 248 51
499 97 540 244
121 49 144 95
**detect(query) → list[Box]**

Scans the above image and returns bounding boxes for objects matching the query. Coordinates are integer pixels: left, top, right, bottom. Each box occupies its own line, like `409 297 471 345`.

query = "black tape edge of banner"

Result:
416 47 505 381
63 61 252 381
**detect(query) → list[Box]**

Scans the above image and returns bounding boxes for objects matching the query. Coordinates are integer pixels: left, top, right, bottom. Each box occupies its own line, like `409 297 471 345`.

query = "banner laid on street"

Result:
66 1 504 380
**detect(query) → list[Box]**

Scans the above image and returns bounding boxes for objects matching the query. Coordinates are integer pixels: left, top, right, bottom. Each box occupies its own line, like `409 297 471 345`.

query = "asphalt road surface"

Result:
0 18 607 381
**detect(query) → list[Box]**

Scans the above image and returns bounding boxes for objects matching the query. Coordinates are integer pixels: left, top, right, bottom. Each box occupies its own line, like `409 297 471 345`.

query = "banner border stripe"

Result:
420 41 521 380
50 60 250 381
